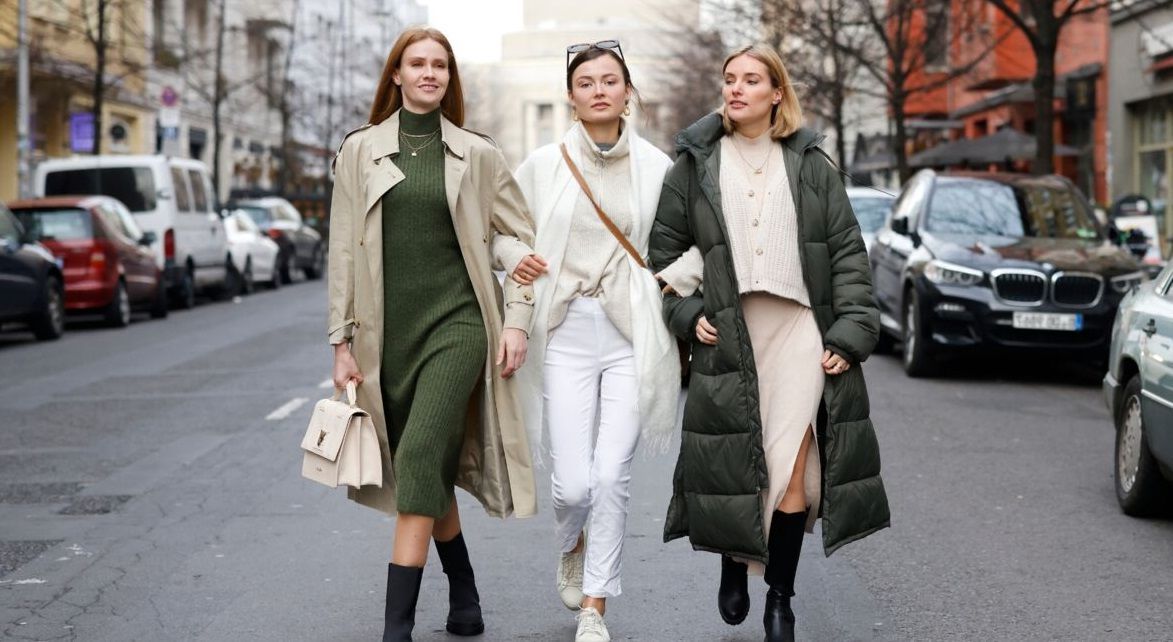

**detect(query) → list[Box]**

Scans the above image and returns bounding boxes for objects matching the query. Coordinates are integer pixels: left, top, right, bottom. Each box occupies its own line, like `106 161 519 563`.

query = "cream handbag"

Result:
300 381 382 488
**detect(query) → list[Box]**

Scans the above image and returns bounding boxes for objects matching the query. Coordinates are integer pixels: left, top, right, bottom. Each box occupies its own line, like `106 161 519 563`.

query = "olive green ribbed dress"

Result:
380 107 487 518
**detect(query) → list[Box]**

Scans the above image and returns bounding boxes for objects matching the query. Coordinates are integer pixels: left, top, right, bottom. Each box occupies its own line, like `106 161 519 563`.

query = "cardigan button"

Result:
755 248 763 256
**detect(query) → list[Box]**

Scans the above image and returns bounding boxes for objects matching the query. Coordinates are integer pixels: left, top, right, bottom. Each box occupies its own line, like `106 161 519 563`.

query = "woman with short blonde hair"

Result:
649 43 890 642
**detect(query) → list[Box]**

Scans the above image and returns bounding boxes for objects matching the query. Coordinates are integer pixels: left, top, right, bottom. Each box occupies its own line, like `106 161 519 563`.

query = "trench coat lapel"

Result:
440 117 469 223
361 114 405 287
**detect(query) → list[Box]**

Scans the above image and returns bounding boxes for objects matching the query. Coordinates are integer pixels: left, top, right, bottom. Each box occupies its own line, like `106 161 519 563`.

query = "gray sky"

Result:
421 0 523 63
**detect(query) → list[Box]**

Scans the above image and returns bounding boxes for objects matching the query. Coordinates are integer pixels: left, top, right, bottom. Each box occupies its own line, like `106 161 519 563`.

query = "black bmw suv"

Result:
870 170 1146 376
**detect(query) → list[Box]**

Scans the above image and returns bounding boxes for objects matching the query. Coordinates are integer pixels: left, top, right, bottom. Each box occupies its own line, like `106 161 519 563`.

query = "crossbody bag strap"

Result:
559 143 647 269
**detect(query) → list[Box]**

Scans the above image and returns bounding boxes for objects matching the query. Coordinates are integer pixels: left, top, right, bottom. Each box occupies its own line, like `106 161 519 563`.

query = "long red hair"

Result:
368 27 464 127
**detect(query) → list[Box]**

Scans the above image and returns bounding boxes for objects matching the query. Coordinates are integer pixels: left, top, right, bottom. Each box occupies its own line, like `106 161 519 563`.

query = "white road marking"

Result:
266 398 308 421
318 379 333 389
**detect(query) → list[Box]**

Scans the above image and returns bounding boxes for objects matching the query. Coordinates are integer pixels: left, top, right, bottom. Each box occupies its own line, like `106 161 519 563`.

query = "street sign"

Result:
159 107 180 128
161 126 179 141
69 112 94 153
161 85 179 107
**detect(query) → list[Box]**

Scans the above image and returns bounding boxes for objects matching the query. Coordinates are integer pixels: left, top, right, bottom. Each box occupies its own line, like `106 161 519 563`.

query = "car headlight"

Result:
1110 271 1148 294
924 260 984 286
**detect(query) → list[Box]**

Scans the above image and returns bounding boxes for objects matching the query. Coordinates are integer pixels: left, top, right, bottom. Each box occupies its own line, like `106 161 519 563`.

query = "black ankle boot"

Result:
384 563 423 642
763 588 795 642
763 510 806 642
435 532 485 636
718 554 750 625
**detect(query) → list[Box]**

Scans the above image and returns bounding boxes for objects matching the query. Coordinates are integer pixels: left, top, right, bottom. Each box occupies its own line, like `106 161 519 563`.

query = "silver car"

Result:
846 187 894 254
1103 261 1173 515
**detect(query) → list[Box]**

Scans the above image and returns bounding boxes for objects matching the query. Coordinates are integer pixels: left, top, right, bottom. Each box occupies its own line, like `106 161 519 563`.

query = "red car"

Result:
8 196 168 326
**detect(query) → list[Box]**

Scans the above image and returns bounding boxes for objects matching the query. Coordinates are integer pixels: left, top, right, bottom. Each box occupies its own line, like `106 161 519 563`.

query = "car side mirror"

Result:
139 231 157 246
891 217 910 236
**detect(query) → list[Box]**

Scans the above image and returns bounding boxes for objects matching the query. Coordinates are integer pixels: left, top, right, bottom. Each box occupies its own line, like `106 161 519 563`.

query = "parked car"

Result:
35 155 234 308
870 170 1146 376
229 197 323 284
222 208 281 292
9 196 168 326
0 202 65 340
846 187 895 253
1103 261 1173 516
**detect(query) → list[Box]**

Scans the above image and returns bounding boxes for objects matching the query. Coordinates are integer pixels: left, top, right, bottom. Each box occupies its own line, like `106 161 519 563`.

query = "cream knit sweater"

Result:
547 124 634 339
719 132 810 306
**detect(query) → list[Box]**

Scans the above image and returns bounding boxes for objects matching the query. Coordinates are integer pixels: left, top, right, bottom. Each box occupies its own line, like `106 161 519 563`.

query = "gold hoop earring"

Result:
623 106 631 116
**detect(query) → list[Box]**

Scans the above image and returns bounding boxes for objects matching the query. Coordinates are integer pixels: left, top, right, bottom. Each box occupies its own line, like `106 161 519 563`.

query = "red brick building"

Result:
901 1 1109 203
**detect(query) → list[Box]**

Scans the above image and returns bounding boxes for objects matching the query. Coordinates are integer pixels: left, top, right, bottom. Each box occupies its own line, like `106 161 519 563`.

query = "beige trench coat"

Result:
327 111 538 519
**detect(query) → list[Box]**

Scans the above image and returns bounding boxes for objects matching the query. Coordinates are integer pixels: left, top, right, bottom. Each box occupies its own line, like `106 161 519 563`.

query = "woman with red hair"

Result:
327 27 539 641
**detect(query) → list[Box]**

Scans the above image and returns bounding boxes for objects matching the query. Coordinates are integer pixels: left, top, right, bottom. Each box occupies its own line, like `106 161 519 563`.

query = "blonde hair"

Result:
721 44 803 139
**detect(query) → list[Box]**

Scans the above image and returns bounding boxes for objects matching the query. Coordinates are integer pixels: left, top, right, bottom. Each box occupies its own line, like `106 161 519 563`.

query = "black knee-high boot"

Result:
384 563 423 642
435 532 485 636
763 509 806 642
718 554 750 624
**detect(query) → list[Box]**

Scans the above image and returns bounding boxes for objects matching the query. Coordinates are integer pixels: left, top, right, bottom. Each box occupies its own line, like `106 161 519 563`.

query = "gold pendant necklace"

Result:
733 138 770 175
401 130 439 157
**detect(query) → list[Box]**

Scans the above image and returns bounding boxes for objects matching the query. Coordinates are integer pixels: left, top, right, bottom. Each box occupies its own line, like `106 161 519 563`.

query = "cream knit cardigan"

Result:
497 122 681 463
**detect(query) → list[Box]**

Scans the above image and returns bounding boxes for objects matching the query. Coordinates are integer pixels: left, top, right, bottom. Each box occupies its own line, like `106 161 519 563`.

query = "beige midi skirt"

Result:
741 292 824 571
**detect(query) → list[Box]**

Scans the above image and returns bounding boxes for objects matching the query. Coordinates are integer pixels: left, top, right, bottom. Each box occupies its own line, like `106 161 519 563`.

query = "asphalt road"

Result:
1 280 1170 641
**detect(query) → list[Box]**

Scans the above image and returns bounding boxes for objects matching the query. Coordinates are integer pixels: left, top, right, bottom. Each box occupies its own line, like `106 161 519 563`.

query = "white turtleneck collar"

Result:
575 119 632 164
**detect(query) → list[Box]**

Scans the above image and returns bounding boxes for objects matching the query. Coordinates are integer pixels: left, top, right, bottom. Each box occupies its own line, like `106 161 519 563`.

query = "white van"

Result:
34 156 232 308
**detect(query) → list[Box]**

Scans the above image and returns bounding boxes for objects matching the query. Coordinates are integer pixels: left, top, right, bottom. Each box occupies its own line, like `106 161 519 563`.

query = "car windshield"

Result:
43 167 157 213
850 196 893 233
235 205 271 226
11 208 93 241
924 179 1102 240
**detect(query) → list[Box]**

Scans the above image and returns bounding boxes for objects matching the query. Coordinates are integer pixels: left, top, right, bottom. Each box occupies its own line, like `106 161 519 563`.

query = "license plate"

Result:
1012 312 1083 331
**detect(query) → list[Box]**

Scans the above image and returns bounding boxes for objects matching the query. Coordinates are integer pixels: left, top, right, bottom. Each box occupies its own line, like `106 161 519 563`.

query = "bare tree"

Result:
980 0 1111 174
840 0 998 182
658 25 727 142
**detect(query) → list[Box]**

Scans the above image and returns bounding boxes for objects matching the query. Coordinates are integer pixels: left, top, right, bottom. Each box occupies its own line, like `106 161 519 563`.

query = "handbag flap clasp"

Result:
300 398 368 462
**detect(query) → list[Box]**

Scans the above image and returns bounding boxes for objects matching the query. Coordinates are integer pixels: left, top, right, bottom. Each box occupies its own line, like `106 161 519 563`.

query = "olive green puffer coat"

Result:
649 113 890 559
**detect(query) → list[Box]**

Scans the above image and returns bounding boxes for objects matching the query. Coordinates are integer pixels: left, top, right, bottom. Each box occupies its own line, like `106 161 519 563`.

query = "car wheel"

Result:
172 268 196 310
149 275 169 319
304 246 323 280
1115 375 1170 516
103 279 132 327
280 252 294 285
902 290 935 377
241 259 255 295
268 264 282 290
874 328 896 355
31 276 65 341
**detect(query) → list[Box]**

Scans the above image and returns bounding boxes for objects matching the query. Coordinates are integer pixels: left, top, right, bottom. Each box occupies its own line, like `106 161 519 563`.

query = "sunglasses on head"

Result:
566 39 624 68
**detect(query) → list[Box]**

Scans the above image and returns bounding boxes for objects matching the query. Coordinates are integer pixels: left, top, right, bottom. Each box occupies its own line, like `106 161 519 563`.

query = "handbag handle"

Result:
332 380 358 407
559 143 647 269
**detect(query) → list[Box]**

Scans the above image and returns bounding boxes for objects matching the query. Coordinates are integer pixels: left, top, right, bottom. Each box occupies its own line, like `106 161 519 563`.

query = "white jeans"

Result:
544 297 640 599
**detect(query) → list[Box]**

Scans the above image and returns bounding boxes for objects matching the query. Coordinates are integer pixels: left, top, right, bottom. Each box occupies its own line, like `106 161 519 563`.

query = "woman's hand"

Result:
654 273 677 296
696 315 718 345
822 349 851 376
333 343 364 389
511 254 548 285
496 328 528 378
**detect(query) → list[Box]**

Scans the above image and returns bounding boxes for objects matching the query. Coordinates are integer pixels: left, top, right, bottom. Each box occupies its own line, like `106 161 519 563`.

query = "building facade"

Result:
478 0 701 167
1 0 156 201
897 0 1110 203
1108 0 1173 255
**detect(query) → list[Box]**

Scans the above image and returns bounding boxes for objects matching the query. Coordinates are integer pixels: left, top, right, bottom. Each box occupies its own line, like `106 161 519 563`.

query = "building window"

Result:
924 3 949 71
536 103 554 147
1132 98 1173 256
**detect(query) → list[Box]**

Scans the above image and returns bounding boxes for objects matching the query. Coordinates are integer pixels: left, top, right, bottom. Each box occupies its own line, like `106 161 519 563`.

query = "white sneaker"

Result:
557 542 585 611
575 606 611 642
